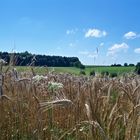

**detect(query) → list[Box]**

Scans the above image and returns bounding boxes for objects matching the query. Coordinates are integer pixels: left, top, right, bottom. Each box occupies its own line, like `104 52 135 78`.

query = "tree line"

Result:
111 63 135 67
0 51 84 68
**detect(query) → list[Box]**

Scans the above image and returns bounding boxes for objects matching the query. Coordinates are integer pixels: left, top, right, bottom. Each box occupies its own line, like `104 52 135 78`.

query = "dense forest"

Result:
0 51 84 68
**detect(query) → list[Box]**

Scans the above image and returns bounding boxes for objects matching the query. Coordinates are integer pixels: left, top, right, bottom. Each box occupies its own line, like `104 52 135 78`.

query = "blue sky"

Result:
0 0 140 65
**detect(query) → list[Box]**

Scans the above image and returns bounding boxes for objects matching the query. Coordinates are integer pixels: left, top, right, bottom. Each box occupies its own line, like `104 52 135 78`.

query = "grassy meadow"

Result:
0 64 140 140
5 66 135 75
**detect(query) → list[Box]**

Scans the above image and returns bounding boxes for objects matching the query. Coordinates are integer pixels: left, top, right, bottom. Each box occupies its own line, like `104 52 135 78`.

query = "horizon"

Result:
0 0 140 65
0 50 138 66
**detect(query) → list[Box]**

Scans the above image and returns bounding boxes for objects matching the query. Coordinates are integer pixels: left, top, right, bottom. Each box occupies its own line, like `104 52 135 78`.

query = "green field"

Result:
6 66 135 75
85 66 135 75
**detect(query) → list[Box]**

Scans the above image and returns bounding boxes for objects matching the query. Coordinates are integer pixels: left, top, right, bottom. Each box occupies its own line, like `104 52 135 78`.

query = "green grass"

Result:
85 66 135 75
4 66 135 75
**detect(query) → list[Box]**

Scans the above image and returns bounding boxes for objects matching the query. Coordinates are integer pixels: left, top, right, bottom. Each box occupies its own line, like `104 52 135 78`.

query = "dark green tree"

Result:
135 62 140 75
129 64 135 67
0 51 83 67
124 63 128 67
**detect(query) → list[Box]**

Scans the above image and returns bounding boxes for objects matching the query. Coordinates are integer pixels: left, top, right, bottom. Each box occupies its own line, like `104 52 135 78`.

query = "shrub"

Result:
124 63 128 67
101 71 109 76
129 63 135 67
90 70 95 76
74 62 85 69
110 72 118 78
80 64 85 69
111 64 122 67
135 62 140 75
79 70 86 75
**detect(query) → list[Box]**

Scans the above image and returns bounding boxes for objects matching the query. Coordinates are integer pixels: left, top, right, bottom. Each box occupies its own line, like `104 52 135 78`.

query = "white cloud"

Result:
85 29 107 38
134 48 140 54
99 42 104 47
124 31 137 39
66 28 78 35
107 43 129 56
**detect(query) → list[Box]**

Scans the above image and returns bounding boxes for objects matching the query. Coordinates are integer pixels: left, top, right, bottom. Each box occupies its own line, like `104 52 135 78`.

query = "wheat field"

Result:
0 66 140 140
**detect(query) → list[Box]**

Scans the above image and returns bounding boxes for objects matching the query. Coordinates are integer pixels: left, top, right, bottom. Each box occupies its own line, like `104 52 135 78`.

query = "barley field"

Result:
0 66 140 140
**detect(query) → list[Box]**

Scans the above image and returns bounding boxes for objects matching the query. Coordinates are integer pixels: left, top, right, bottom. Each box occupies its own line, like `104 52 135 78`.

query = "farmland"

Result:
1 0 140 139
0 64 140 140
4 66 135 75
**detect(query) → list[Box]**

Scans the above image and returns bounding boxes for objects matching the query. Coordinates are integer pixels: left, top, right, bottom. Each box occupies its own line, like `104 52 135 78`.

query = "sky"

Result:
0 0 140 65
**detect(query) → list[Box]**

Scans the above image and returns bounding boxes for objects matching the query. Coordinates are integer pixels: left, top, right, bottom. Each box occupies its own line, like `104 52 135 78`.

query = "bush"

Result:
79 70 86 75
90 70 95 76
129 64 135 67
101 71 109 76
80 64 85 69
135 62 140 75
124 63 128 67
111 64 122 67
74 62 85 69
110 72 118 78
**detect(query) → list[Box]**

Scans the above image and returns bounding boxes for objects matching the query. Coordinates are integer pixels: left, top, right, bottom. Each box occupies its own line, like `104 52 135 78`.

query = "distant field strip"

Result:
4 66 135 75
